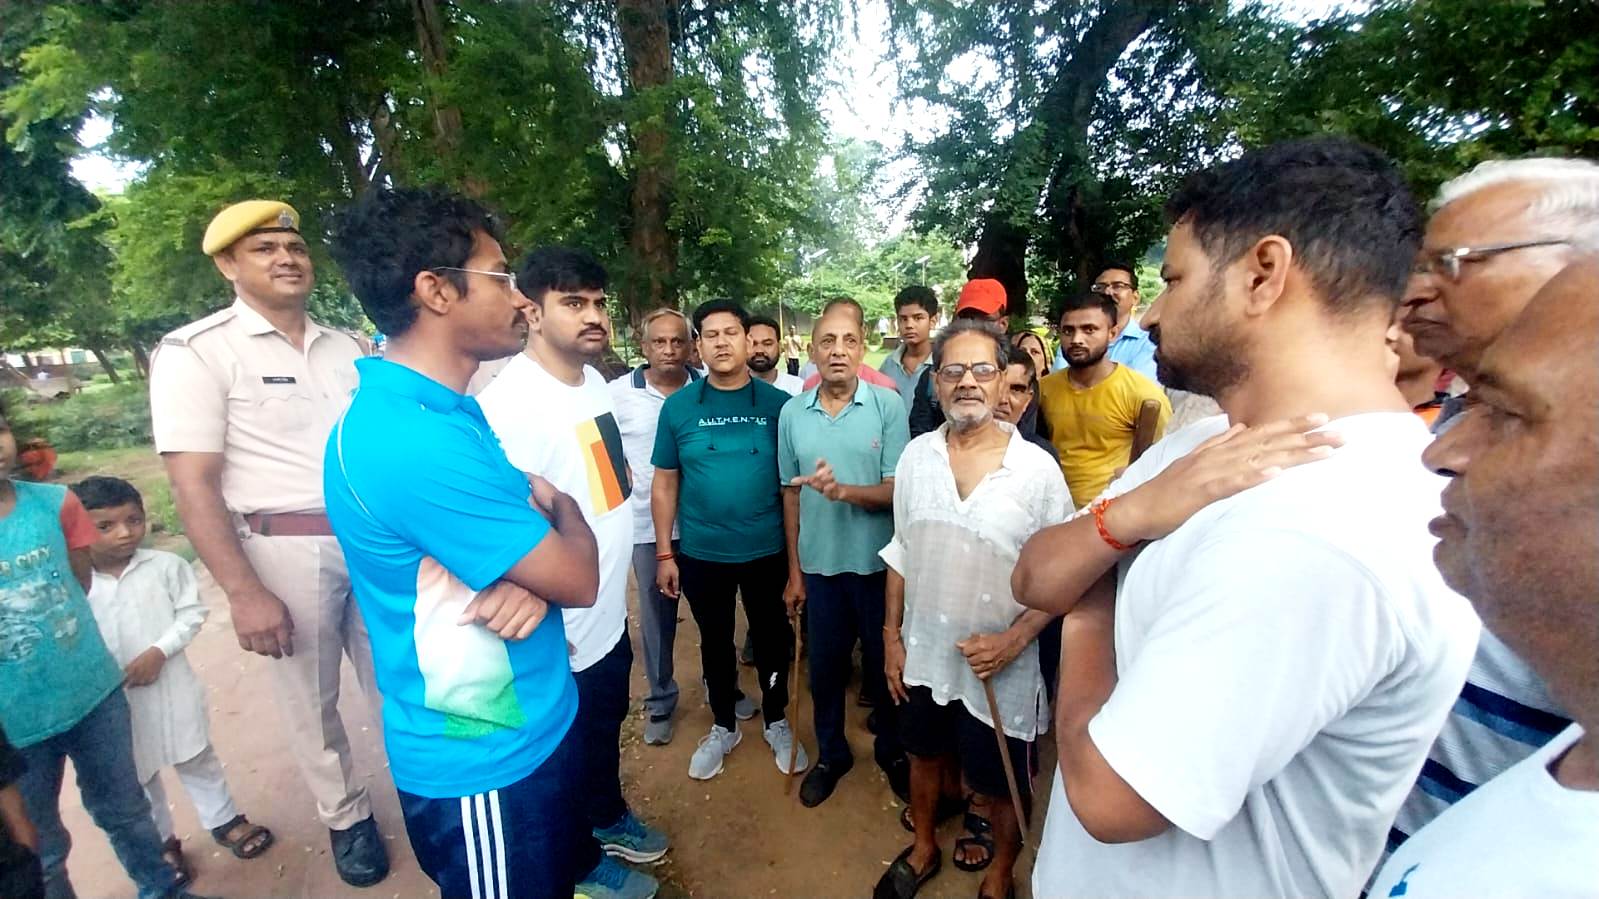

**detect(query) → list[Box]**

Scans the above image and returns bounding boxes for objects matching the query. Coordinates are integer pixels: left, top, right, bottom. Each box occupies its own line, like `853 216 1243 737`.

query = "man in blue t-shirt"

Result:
326 187 602 899
652 299 810 782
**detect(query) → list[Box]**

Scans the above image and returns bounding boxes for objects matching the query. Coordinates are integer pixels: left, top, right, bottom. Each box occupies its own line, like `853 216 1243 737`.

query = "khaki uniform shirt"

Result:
149 298 364 515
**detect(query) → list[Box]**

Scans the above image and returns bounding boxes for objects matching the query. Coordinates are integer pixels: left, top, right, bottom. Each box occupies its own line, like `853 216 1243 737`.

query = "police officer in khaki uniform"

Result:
149 201 389 887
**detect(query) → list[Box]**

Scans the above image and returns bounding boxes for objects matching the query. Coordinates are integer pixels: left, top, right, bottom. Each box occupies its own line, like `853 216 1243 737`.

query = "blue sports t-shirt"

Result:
325 357 577 799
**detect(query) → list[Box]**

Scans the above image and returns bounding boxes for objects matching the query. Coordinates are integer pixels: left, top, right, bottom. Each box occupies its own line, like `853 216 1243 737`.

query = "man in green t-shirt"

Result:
652 299 809 782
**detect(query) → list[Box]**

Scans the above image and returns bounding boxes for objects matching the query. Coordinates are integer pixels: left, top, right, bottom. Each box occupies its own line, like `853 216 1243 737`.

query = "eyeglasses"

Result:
1091 281 1134 294
1415 239 1569 282
935 362 1001 383
431 266 519 293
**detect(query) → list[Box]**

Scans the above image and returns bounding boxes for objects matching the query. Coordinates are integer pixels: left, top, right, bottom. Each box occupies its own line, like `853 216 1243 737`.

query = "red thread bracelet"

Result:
1091 497 1135 552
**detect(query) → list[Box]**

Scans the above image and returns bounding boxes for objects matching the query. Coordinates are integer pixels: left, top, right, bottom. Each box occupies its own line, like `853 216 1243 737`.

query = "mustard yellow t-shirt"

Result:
1038 364 1171 508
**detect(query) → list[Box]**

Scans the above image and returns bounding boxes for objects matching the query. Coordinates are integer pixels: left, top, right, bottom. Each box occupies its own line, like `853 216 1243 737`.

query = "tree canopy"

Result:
2 0 1594 370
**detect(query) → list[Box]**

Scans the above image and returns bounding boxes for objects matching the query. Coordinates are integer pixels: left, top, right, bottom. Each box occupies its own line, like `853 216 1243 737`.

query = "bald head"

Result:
1423 256 1599 722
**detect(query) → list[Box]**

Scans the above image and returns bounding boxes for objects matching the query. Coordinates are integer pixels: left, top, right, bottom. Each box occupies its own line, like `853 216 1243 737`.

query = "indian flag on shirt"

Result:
578 412 631 514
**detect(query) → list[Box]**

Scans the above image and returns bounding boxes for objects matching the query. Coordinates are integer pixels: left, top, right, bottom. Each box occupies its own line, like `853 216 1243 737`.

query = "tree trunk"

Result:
89 347 121 384
410 0 479 195
967 0 1168 319
617 0 678 320
129 342 151 380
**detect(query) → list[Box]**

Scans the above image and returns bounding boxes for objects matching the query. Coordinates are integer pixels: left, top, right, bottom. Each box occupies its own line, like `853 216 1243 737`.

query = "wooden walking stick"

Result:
784 609 804 795
981 677 1030 848
1129 397 1163 464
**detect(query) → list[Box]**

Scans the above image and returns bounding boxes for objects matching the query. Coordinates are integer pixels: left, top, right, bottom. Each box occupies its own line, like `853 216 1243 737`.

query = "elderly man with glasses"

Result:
875 318 1069 899
1376 156 1599 878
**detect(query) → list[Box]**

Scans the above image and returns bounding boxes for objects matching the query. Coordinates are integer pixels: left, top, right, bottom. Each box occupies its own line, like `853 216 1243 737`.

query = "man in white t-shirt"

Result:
478 247 664 898
1367 259 1599 896
1011 137 1480 898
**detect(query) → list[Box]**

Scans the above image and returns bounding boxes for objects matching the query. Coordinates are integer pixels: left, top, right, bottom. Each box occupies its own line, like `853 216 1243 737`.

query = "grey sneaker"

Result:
734 693 757 721
643 716 673 746
575 855 659 899
763 719 810 775
688 724 741 780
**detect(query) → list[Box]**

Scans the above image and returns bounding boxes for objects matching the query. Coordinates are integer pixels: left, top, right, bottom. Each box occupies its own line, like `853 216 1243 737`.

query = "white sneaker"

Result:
688 725 741 780
763 720 809 775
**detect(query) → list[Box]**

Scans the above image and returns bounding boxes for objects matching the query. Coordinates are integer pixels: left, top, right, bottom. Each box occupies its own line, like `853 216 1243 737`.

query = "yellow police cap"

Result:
202 200 301 256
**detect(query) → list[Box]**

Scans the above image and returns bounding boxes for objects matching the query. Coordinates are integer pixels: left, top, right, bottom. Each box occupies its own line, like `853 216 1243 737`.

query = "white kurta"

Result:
86 548 211 783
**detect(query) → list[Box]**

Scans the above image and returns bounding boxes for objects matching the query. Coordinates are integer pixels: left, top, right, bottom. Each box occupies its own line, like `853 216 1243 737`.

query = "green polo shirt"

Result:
652 377 789 563
777 381 908 576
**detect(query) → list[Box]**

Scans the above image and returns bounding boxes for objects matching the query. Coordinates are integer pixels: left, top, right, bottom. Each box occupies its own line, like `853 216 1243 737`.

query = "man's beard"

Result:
943 390 993 432
1149 272 1251 398
748 353 777 373
1065 343 1108 369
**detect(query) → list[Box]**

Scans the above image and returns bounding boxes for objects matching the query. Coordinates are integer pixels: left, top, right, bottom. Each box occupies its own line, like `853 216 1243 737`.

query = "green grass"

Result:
53 445 193 560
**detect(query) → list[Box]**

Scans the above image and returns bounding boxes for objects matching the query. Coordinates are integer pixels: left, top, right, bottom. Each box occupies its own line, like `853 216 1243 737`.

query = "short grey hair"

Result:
931 318 1008 370
1432 157 1599 249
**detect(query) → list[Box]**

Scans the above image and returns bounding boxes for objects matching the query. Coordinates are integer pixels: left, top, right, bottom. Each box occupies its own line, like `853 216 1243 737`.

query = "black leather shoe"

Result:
800 757 854 808
329 816 389 887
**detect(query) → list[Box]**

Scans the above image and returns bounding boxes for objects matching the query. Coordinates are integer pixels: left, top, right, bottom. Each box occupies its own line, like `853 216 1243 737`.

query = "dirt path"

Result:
64 570 1047 898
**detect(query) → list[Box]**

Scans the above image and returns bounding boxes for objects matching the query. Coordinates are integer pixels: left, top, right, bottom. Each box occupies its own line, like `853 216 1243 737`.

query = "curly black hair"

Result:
329 186 503 337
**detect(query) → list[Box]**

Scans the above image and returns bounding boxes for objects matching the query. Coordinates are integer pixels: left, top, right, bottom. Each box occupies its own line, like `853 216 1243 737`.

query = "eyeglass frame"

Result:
1090 280 1135 294
1415 239 1569 282
934 362 1002 383
430 266 519 293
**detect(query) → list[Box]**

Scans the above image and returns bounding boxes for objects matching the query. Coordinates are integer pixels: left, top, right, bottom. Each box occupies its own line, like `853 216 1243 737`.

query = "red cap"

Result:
955 278 1007 316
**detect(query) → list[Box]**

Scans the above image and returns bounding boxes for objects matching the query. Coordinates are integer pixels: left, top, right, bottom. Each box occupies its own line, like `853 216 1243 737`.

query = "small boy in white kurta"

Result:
72 477 272 882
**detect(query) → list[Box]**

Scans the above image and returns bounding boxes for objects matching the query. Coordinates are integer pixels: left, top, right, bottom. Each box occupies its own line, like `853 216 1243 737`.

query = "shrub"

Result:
3 383 154 453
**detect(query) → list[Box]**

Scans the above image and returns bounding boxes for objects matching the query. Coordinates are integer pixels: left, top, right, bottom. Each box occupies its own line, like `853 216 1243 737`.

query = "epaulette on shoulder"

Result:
159 307 238 347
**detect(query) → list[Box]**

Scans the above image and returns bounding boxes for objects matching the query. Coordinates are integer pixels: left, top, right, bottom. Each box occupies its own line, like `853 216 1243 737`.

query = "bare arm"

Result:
1012 513 1130 618
838 478 894 510
791 459 894 510
957 607 1055 680
1055 574 1170 843
0 784 35 851
68 547 91 594
163 451 294 658
1015 415 1347 618
500 480 597 609
883 566 909 703
651 468 682 597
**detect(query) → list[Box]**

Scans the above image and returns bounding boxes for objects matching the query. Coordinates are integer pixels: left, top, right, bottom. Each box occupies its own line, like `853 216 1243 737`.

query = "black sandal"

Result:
898 794 969 833
160 836 191 888
873 845 942 899
953 810 994 872
211 814 275 859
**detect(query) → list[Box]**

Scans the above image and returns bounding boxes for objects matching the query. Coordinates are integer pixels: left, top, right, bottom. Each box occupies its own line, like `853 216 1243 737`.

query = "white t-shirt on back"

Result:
1368 724 1599 898
1033 412 1480 899
478 354 633 673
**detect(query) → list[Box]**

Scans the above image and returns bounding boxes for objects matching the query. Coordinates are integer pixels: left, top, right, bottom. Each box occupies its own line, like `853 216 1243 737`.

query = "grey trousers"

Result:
631 540 681 720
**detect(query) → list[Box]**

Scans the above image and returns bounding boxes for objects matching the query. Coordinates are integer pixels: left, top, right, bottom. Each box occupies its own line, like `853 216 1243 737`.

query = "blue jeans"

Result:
16 689 180 899
804 571 898 767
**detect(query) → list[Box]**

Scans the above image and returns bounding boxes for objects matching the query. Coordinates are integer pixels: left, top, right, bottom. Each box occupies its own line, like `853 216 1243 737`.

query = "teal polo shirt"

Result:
651 377 789 563
777 382 908 576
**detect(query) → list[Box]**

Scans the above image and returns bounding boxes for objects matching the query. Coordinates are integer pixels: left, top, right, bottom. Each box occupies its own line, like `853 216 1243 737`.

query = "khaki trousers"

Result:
237 533 380 830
